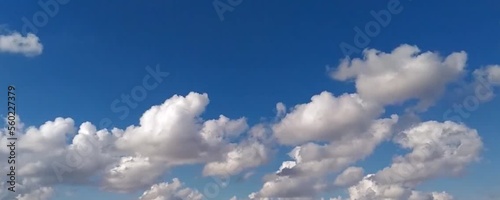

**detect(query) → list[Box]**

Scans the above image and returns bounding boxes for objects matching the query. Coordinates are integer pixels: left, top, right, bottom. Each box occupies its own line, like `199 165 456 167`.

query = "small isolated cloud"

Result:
0 32 43 57
474 65 500 86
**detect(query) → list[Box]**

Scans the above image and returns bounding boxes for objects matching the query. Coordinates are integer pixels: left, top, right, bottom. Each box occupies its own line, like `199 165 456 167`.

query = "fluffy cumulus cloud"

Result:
0 32 43 57
0 117 116 189
250 114 399 199
342 175 454 200
103 156 164 192
104 92 270 192
331 44 467 110
203 140 270 176
273 91 383 145
251 91 398 199
0 92 271 198
249 45 488 199
139 178 204 200
342 121 481 200
0 44 493 199
0 116 126 200
287 116 398 173
374 121 482 185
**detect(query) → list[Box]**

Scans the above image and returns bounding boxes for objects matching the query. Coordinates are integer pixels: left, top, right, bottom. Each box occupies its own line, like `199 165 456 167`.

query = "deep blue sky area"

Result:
1 0 500 199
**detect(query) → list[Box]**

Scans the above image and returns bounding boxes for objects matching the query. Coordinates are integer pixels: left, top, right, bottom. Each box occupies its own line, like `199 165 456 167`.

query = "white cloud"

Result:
273 91 383 145
18 117 75 152
250 175 328 198
374 121 482 185
0 32 43 57
331 44 467 110
249 86 402 199
345 175 453 200
474 65 500 86
1 92 271 196
139 178 204 200
16 187 54 200
343 121 481 200
103 156 164 192
445 65 500 105
250 83 483 199
106 92 268 191
1 117 115 188
409 191 454 200
0 43 492 199
334 167 365 187
287 115 398 174
114 92 213 165
201 115 249 144
203 140 269 176
347 175 412 200
114 93 254 169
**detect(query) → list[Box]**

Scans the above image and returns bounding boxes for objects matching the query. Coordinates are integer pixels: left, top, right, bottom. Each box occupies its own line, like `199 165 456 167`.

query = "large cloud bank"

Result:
2 44 498 200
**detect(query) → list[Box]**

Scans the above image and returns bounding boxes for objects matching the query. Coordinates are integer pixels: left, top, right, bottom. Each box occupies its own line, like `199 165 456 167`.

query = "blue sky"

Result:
1 0 500 200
